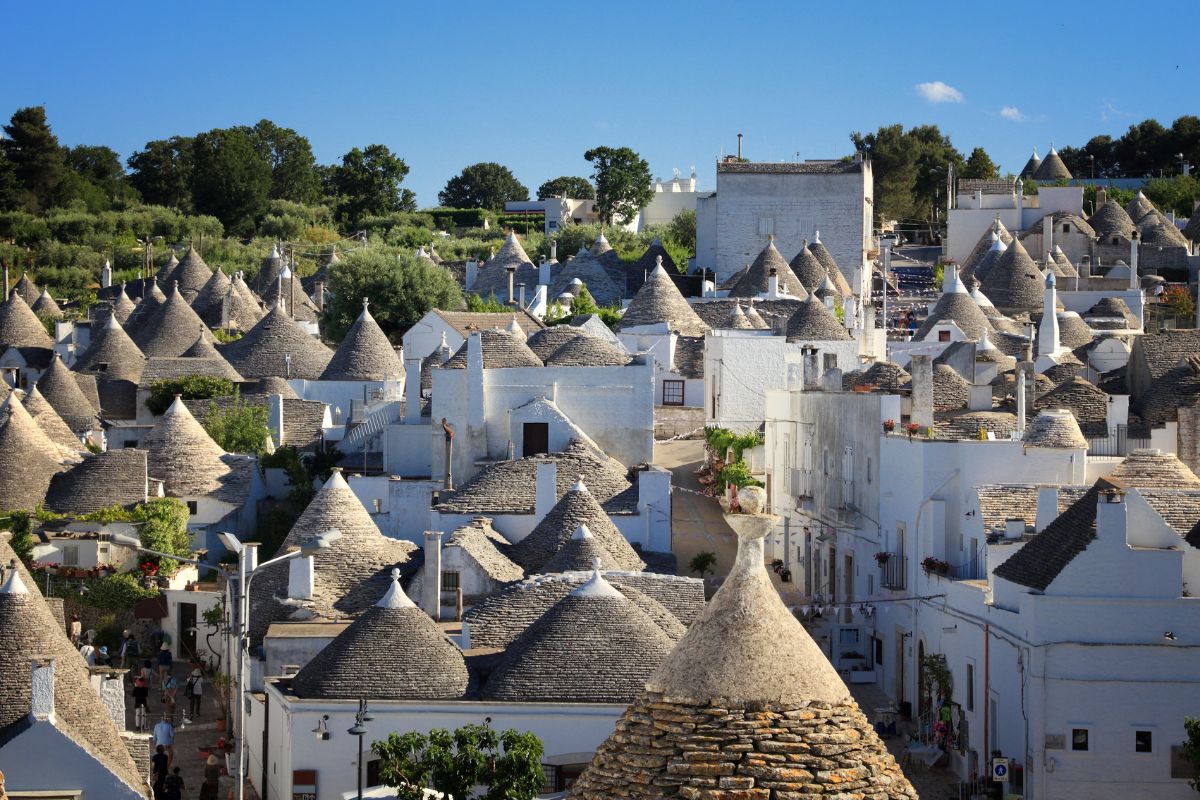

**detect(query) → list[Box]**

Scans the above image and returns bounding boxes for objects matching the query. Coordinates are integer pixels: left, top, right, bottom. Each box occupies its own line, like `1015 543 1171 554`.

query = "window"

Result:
442 571 460 591
1112 236 1120 245
186 500 198 516
62 546 79 567
1135 729 1153 753
1071 727 1090 752
372 498 382 513
662 380 685 406
123 440 139 448
1062 224 1070 234
758 217 775 235
96 362 109 373
938 330 951 342
966 662 975 711
366 758 382 787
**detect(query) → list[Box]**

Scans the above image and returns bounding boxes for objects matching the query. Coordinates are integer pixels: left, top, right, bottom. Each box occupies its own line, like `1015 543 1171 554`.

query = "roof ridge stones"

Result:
320 300 403 381
443 328 543 369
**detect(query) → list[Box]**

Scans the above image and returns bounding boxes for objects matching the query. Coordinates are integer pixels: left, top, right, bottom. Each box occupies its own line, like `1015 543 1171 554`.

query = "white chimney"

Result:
423 531 443 621
465 260 478 290
767 268 780 299
535 461 557 520
1035 487 1059 533
1129 230 1139 290
101 260 112 289
1038 273 1060 358
287 555 314 600
802 347 821 391
910 354 934 428
31 659 55 719
1016 368 1027 435
1004 518 1026 541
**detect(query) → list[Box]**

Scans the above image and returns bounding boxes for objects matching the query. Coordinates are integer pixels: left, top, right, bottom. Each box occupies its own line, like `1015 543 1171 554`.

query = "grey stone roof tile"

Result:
219 305 333 380
0 291 53 349
321 303 403 381
45 449 148 514
618 262 708 336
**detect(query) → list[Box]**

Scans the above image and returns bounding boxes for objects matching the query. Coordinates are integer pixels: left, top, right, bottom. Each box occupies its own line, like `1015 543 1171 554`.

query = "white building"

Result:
636 171 706 232
696 156 874 296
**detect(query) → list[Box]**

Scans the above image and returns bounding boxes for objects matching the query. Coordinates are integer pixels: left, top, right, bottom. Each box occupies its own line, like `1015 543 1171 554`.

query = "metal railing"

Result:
878 554 907 590
1085 425 1151 457
949 547 987 581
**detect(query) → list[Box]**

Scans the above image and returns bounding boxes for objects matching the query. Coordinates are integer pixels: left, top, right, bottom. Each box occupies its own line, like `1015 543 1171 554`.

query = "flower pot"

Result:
215 718 227 733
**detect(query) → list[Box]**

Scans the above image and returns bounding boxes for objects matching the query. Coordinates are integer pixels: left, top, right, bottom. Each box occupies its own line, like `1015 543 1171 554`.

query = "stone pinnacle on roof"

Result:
568 493 917 798
320 298 403 381
617 256 708 335
0 290 54 348
376 567 416 608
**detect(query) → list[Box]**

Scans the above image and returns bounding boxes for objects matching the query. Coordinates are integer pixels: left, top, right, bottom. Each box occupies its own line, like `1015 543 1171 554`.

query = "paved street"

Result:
656 438 738 584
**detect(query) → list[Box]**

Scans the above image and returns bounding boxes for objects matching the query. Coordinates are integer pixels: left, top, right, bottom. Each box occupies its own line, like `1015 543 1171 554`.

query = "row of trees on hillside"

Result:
1056 117 1200 180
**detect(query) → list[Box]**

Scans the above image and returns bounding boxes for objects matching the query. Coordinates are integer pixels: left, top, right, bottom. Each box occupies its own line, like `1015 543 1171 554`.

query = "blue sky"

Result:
2 0 1196 206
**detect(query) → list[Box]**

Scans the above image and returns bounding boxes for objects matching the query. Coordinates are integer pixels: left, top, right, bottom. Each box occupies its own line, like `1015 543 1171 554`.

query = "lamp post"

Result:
218 529 342 800
348 698 374 800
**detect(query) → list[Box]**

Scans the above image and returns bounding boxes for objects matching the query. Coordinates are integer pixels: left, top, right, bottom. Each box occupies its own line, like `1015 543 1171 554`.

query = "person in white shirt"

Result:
78 642 96 666
152 713 175 766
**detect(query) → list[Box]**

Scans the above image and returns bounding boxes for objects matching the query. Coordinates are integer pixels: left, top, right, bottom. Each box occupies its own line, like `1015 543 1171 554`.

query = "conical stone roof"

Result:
224 274 266 331
1126 191 1155 222
510 479 645 573
851 360 910 391
248 469 418 645
1184 211 1200 244
788 241 828 292
109 285 138 325
725 301 756 330
74 312 145 383
745 300 768 328
167 246 213 298
31 289 62 318
0 291 53 348
1020 149 1041 179
0 400 67 511
133 283 215 357
443 329 543 369
785 293 851 341
728 237 808 298
219 305 333 380
809 232 854 296
255 244 285 296
526 327 586 361
156 252 179 284
11 272 40 306
980 237 1045 313
290 569 469 700
540 524 615 573
321 301 403 381
248 375 299 399
1089 201 1135 239
1022 408 1088 449
549 252 624 307
483 566 674 703
191 267 232 326
0 549 147 795
544 334 632 367
1033 147 1072 180
914 282 994 341
36 355 97 434
471 231 538 299
617 258 708 335
141 396 230 497
24 385 84 452
961 221 1013 279
568 503 917 799
124 279 166 334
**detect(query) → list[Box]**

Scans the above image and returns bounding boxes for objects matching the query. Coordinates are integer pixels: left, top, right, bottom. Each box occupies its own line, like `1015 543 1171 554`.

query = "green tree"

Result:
850 124 962 228
1183 717 1200 791
134 498 191 574
86 572 158 610
960 147 998 180
3 511 35 561
327 249 461 342
465 292 510 312
689 551 717 578
127 136 195 210
145 376 235 416
439 162 529 211
202 391 271 455
373 724 545 800
0 148 21 212
2 106 70 212
537 175 594 200
332 144 415 228
584 146 653 225
1142 174 1200 217
190 127 272 232
1114 118 1169 175
247 119 321 204
665 207 697 256
63 145 138 211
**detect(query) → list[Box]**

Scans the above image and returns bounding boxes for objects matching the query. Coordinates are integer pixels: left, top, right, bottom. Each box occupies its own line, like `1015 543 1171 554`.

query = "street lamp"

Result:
220 528 342 800
348 698 374 800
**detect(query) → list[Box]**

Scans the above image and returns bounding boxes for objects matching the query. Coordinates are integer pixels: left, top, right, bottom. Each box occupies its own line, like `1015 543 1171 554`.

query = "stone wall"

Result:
655 405 705 440
570 691 916 799
1177 405 1200 475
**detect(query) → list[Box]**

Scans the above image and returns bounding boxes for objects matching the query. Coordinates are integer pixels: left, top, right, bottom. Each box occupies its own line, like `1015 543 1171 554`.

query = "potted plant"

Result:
904 422 921 439
882 419 895 433
921 556 951 576
211 672 232 732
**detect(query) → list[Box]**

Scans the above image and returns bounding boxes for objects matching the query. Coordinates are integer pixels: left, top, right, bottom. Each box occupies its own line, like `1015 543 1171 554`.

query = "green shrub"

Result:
201 392 270 455
146 375 234 415
716 460 762 493
87 572 158 610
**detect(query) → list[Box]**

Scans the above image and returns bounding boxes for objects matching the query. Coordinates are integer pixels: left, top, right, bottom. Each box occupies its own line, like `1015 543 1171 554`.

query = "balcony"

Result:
877 553 906 590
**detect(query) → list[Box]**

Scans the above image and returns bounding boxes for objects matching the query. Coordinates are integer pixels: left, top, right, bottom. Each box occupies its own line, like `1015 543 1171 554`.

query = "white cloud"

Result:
1000 106 1026 122
915 81 964 104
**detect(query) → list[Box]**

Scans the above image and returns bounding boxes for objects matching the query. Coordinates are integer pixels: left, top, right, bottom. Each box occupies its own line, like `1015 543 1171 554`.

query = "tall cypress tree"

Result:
2 106 69 211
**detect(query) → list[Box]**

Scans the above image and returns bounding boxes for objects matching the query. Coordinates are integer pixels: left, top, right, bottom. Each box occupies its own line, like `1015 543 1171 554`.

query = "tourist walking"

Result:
78 640 96 666
132 677 150 732
156 643 172 685
150 744 168 799
152 713 175 766
184 669 203 721
162 767 184 800
68 614 81 645
161 673 178 721
200 754 221 800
